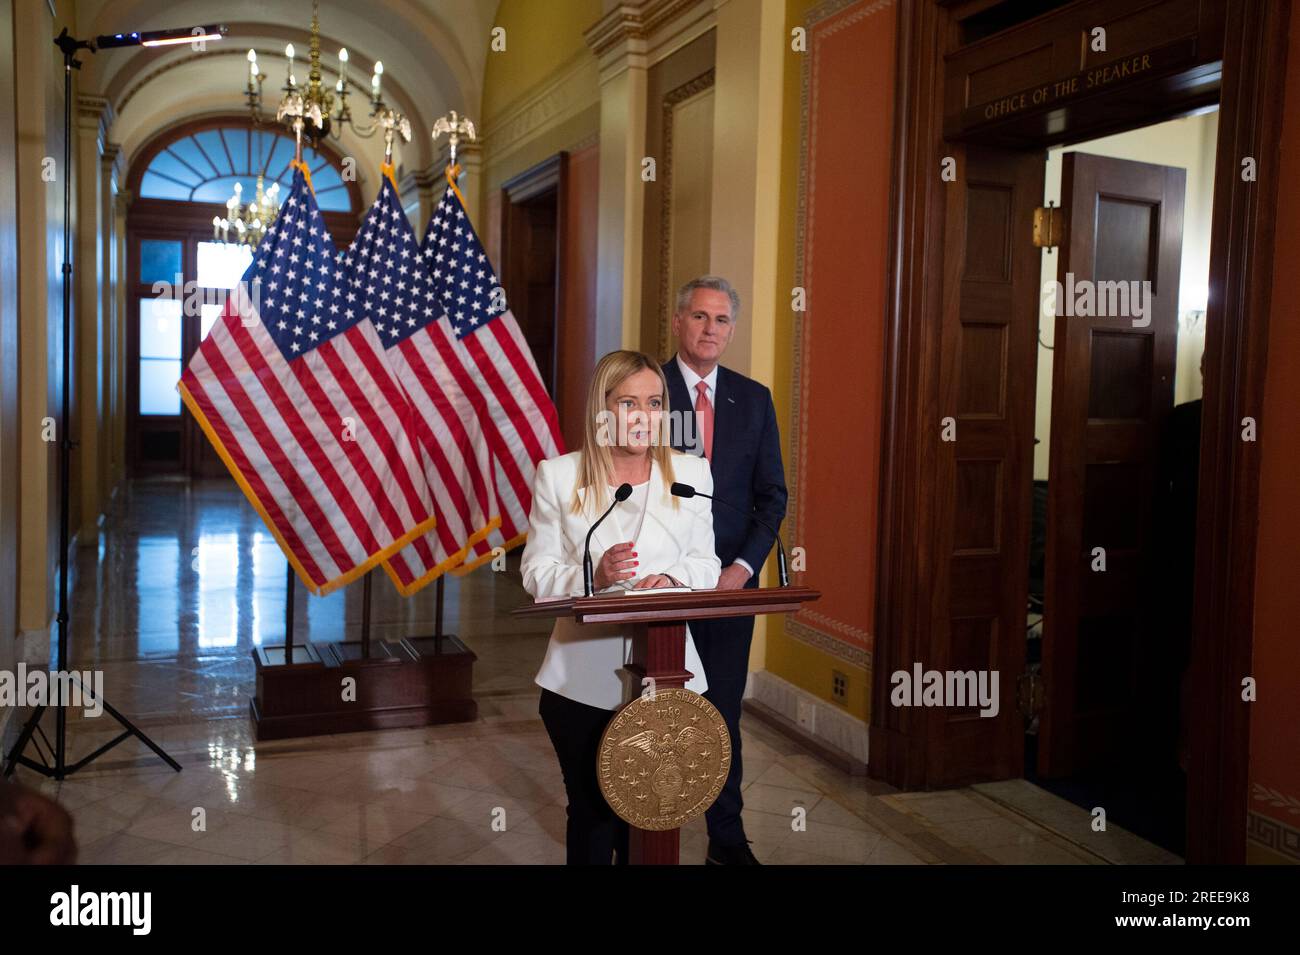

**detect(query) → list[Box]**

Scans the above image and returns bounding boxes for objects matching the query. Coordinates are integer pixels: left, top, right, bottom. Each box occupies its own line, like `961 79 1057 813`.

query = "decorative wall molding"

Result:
479 51 599 178
787 615 871 669
101 141 124 183
656 68 715 358
585 0 714 74
77 94 113 150
1247 809 1300 863
1252 782 1300 814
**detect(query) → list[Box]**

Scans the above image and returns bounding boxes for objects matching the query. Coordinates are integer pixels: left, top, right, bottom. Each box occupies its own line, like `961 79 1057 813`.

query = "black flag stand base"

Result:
249 562 476 741
3 29 179 783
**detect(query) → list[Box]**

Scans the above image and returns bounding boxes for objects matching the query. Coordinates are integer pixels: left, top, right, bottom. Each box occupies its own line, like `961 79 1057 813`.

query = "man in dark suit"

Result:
662 276 788 866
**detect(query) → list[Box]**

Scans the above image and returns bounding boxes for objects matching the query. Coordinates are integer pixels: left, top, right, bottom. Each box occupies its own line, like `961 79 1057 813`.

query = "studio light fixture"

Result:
95 24 226 49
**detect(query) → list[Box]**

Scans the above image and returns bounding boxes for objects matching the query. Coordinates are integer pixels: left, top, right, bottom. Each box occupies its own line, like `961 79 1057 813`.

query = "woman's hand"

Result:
594 542 638 589
632 574 675 590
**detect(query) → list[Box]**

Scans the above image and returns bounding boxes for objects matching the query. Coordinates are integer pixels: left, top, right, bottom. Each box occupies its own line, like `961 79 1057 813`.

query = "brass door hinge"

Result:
1033 202 1065 249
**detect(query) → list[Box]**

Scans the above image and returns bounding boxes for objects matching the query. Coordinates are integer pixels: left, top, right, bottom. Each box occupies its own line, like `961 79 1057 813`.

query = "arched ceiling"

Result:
75 0 500 203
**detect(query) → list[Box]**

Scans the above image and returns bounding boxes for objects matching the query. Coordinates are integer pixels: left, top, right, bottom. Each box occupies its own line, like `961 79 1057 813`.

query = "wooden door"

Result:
502 185 560 397
926 145 1043 785
1039 152 1185 777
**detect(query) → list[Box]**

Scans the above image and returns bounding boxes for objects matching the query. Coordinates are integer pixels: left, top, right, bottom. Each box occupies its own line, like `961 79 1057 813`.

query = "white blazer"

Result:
520 450 721 710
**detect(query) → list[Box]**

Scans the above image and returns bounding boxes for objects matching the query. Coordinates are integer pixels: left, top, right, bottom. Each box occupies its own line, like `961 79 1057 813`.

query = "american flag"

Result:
343 172 499 594
421 174 564 562
178 164 437 596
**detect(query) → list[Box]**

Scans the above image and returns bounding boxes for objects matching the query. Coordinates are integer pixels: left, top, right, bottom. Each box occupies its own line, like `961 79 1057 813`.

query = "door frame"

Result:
873 0 1290 863
501 152 582 446
500 152 568 391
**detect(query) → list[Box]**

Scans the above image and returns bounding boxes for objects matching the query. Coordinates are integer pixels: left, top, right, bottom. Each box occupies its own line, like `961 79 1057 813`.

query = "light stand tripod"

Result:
0 26 225 781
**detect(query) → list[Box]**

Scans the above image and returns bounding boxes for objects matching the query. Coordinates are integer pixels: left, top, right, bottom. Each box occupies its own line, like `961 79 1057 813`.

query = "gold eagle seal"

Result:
597 687 732 830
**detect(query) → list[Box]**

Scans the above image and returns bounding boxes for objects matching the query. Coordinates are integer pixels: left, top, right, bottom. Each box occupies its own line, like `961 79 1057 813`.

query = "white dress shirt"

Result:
674 353 753 580
675 353 718 406
520 450 721 710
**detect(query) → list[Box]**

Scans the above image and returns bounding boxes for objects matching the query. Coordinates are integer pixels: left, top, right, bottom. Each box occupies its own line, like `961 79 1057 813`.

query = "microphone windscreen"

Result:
614 482 633 502
669 482 695 498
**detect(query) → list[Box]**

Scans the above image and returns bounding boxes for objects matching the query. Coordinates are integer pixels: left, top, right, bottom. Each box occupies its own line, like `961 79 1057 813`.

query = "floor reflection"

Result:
10 476 1133 865
66 477 553 723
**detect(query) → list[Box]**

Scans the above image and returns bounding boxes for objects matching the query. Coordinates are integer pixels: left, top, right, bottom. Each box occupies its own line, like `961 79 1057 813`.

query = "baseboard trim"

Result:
745 670 868 774
17 616 54 669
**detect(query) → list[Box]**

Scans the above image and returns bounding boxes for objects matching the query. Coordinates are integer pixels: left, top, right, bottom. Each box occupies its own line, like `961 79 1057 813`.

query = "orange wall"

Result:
1247 9 1300 864
765 0 895 722
790 2 892 660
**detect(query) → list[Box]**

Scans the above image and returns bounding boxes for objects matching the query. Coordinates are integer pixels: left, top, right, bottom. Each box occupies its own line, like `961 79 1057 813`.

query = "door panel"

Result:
502 191 559 397
928 145 1042 785
1039 152 1185 777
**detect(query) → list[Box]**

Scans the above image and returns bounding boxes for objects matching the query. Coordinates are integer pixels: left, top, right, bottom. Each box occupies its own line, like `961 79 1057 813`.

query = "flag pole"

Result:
360 572 372 659
284 562 296 663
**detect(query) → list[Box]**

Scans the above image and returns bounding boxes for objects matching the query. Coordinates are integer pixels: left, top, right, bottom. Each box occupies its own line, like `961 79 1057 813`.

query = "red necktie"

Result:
695 381 714 461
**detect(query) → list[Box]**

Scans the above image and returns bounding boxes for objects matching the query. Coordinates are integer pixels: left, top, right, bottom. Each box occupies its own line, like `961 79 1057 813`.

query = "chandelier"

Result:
212 174 281 248
242 0 387 144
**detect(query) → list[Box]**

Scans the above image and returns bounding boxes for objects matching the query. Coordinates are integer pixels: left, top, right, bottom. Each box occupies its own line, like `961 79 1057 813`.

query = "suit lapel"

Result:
712 365 735 465
663 356 694 454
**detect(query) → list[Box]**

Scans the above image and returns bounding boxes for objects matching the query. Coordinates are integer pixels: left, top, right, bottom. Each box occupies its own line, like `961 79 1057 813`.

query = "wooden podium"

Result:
514 585 819 865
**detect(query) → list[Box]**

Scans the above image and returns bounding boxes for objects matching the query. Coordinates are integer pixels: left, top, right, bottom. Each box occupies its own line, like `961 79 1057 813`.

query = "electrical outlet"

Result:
832 670 848 703
797 699 816 731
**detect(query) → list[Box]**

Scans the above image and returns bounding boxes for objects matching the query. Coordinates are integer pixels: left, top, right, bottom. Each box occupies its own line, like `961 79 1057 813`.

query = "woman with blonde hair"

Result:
521 349 720 864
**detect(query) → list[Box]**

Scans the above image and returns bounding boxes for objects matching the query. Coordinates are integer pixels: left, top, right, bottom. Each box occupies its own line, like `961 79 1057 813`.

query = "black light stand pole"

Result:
3 29 183 780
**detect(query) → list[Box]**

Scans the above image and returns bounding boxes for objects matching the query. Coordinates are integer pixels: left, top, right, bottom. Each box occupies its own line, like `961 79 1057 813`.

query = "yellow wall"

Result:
14 0 67 639
482 0 602 126
8 0 123 649
0 0 18 725
479 0 601 195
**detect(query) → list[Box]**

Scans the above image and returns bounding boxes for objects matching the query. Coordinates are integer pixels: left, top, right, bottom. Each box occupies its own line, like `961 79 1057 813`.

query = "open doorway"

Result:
1024 110 1218 856
872 0 1288 863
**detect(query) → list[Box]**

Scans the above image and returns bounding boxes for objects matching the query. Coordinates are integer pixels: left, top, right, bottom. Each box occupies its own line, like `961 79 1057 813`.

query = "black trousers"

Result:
690 614 754 847
538 688 629 865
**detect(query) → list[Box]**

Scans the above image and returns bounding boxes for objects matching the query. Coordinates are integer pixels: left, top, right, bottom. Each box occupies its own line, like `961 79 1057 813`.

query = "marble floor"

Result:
5 478 1180 865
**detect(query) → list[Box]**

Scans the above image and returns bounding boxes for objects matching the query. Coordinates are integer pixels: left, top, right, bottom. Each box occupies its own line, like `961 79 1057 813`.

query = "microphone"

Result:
583 482 633 596
670 482 789 587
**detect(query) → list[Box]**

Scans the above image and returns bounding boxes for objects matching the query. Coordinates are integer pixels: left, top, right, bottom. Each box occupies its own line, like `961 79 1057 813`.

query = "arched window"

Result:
126 119 359 477
137 124 352 211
